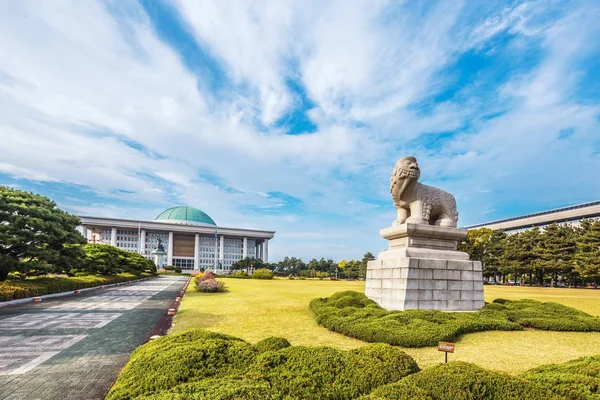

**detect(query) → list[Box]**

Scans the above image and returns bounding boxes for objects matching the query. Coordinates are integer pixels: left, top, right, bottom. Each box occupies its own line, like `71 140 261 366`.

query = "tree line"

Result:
460 220 600 288
230 253 376 279
0 186 155 281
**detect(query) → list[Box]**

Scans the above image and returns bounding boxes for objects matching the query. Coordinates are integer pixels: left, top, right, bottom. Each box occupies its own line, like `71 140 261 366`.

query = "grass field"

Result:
173 278 600 373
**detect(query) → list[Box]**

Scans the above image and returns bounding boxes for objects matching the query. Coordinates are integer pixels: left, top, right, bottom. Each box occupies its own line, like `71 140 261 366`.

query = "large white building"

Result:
77 206 275 273
464 200 600 233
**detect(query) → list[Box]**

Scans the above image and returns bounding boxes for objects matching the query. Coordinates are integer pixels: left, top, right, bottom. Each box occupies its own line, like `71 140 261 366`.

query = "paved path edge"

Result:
0 277 156 308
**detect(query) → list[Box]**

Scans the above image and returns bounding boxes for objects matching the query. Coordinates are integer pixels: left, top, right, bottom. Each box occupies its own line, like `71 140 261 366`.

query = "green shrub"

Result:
521 355 600 399
229 271 250 279
106 330 258 400
164 266 175 271
365 362 562 400
108 329 419 400
254 337 291 353
0 272 153 301
135 377 272 399
310 291 600 347
252 268 274 280
246 344 417 399
196 278 227 293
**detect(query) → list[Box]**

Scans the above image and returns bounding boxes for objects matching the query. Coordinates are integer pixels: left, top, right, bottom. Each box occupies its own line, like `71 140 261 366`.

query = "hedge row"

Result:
0 272 154 301
362 362 563 400
106 329 419 400
309 291 600 347
521 355 600 399
108 328 600 399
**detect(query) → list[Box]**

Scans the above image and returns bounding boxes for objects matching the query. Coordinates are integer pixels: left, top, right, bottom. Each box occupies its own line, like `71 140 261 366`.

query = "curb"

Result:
146 275 192 339
0 277 156 308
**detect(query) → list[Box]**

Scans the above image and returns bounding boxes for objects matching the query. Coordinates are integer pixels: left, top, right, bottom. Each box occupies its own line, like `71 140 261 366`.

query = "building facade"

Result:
464 200 600 233
77 206 275 273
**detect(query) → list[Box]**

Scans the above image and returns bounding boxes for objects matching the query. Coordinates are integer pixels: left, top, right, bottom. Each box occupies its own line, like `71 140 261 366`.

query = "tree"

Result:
535 223 577 287
459 228 493 262
501 228 540 285
481 230 507 283
359 252 375 279
0 186 85 281
575 219 600 288
230 257 265 272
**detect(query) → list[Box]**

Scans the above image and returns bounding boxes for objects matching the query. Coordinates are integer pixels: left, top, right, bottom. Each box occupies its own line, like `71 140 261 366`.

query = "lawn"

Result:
173 278 600 373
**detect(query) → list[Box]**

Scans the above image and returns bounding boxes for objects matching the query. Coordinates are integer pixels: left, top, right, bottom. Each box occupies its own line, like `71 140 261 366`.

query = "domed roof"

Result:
154 206 216 226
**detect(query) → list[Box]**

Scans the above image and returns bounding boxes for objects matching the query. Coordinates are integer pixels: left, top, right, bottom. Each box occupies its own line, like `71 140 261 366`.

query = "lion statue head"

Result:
390 156 421 207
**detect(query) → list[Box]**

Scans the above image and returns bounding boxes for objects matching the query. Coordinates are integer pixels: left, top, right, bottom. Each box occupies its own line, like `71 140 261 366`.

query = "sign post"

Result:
437 341 455 363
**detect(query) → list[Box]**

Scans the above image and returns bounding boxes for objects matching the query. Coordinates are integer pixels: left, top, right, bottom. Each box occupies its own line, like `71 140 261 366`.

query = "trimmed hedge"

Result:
362 362 563 400
0 272 153 301
252 268 274 280
254 336 291 353
521 355 600 399
310 291 600 347
109 328 600 399
107 329 418 400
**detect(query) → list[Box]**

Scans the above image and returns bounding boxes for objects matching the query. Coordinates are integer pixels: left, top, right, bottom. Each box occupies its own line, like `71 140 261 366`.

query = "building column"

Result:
263 239 269 263
213 232 218 269
81 225 88 242
111 227 117 247
139 229 146 255
219 235 225 266
242 237 248 258
167 231 174 266
194 233 200 270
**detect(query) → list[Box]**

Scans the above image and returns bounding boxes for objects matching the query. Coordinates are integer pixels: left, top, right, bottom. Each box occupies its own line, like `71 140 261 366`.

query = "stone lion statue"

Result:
390 156 458 227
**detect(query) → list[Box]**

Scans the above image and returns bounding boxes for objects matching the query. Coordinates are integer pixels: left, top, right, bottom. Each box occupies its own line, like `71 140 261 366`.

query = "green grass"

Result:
174 279 600 373
0 272 154 301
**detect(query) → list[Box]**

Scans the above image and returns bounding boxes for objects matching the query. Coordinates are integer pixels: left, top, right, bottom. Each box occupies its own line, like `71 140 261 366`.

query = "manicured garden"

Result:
310 291 600 347
172 279 600 373
107 328 600 399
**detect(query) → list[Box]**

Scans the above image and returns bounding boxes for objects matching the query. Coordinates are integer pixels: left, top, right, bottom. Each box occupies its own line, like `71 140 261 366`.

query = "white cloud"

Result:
0 0 599 262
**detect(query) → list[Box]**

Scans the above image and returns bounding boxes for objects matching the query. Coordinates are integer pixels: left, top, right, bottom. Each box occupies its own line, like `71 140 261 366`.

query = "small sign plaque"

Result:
438 342 455 353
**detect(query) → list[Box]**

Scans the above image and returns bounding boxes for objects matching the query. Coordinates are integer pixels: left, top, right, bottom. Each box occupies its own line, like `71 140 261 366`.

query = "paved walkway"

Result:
0 275 188 400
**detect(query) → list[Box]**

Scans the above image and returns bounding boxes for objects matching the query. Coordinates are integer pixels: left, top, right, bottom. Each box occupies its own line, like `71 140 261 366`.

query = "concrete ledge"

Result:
0 277 156 308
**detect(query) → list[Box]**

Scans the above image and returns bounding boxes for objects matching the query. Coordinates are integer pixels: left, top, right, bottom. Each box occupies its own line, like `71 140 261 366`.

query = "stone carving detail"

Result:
390 156 458 228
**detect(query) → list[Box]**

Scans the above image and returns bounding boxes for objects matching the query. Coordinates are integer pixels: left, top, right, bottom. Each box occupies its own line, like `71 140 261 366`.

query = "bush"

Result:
364 362 562 400
108 328 600 400
252 268 274 280
106 330 258 400
196 278 227 293
107 329 419 400
521 355 600 399
164 266 175 271
254 337 291 353
0 272 153 301
310 291 600 347
229 271 250 279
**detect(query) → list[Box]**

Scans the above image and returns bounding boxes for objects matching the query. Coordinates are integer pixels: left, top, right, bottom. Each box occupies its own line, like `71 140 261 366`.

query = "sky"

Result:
1 0 599 262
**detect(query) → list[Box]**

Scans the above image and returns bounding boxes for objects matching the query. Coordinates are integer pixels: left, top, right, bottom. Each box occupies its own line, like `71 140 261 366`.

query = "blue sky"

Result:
1 0 599 261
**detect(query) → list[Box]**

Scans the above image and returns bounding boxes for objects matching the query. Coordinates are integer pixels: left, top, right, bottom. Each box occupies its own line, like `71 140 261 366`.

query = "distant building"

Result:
77 206 275 273
464 200 600 233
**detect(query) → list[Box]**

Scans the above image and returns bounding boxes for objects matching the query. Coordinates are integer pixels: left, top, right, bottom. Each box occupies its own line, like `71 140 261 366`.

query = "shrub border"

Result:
0 275 155 308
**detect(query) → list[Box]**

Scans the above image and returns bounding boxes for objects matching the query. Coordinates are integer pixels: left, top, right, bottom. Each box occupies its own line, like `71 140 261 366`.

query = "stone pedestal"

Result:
365 223 484 311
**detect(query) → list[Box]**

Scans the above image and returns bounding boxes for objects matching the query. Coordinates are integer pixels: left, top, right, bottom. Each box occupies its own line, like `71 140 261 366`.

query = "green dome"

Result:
155 206 216 226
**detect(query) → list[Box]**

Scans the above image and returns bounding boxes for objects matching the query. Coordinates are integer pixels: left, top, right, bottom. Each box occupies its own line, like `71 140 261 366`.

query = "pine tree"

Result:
481 230 507 283
535 223 576 287
575 219 600 288
0 186 85 280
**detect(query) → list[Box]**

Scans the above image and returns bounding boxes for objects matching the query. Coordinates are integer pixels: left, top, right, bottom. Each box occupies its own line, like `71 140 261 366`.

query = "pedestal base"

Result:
365 224 484 312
